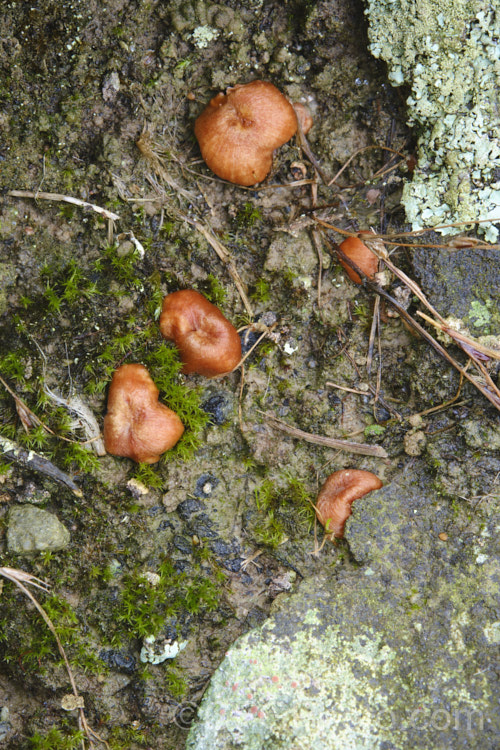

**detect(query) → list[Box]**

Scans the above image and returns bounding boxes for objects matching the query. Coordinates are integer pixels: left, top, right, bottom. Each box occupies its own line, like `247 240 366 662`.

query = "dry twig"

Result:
7 190 120 221
261 411 388 458
321 231 500 413
0 435 83 497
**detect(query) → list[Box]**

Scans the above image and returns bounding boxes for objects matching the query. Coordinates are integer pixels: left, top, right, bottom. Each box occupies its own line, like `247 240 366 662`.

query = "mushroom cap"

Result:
194 80 298 186
338 236 379 284
159 290 242 378
103 364 184 464
315 469 383 539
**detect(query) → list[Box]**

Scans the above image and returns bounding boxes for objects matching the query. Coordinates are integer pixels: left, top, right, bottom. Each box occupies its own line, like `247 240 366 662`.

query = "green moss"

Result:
202 273 227 308
236 202 263 228
26 727 85 750
251 278 271 303
364 424 386 438
164 663 188 699
250 473 314 548
109 556 223 642
0 586 102 676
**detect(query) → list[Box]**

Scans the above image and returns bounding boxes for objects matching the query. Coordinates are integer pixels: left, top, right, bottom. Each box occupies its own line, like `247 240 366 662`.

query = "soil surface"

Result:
0 1 498 749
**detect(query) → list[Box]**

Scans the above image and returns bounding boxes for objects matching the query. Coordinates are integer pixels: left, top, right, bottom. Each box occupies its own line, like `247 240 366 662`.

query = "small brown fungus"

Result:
159 289 242 377
194 80 300 186
103 364 184 464
338 235 379 284
315 469 383 540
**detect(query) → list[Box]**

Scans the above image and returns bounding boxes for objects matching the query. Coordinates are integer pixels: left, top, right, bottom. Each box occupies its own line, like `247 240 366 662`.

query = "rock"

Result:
7 505 70 554
264 231 317 276
186 471 499 749
412 244 500 336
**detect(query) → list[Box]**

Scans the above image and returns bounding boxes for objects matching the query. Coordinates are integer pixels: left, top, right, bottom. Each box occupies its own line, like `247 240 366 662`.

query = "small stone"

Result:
404 429 427 456
7 505 70 554
61 694 85 711
438 532 448 541
126 478 150 497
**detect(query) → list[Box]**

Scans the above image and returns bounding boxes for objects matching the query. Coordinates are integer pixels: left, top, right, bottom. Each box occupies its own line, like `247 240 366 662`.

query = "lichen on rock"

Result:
364 0 500 241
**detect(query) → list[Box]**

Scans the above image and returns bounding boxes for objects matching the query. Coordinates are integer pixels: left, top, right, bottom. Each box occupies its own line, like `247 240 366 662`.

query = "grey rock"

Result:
187 471 499 749
7 505 70 554
411 244 500 336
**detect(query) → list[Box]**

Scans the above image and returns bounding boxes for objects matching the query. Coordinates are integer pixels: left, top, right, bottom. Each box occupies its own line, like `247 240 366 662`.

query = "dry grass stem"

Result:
416 311 500 361
325 382 371 396
323 233 500 412
233 323 277 372
261 411 388 458
327 144 406 187
7 190 120 222
169 206 254 318
0 567 109 749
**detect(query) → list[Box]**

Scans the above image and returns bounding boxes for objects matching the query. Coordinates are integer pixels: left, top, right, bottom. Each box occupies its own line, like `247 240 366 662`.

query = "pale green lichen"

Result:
365 0 500 241
468 299 492 329
191 25 219 48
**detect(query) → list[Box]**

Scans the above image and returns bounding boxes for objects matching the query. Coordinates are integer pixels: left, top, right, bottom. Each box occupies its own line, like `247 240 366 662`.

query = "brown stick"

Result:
261 412 388 458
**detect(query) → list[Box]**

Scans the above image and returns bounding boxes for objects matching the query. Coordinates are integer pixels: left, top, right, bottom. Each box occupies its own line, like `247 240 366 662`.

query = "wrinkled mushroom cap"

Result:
194 80 298 186
159 289 242 377
338 236 379 284
315 469 383 539
104 364 184 464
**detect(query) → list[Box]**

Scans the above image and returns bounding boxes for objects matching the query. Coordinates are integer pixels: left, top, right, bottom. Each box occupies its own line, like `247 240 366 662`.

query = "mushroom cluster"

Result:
103 364 184 464
315 469 383 540
194 80 306 186
100 84 389 540
159 289 241 378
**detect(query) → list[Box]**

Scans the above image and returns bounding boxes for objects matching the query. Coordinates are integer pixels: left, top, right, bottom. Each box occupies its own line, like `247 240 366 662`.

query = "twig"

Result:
325 382 371 396
366 296 380 374
233 324 277 371
322 233 500 413
294 108 330 185
7 190 120 222
416 311 500 361
143 190 254 319
327 144 406 187
260 411 388 458
0 435 83 497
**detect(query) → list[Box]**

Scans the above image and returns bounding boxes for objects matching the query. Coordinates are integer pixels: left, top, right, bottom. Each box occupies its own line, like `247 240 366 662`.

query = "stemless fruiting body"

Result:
315 469 383 539
194 80 299 186
104 364 184 464
159 290 241 377
338 236 379 284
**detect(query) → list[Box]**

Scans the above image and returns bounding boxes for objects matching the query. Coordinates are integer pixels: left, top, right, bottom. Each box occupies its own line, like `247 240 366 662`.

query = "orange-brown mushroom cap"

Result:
315 469 383 539
159 290 242 378
338 236 379 284
194 80 298 186
103 364 184 464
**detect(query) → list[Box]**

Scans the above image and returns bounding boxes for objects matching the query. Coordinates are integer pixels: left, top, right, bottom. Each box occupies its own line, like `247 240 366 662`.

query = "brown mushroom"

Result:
338 235 379 284
315 469 383 539
103 364 184 464
159 290 241 377
194 80 299 186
